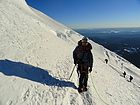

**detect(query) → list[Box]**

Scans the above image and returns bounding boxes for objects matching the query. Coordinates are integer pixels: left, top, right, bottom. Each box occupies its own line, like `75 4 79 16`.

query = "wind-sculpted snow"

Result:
0 0 140 105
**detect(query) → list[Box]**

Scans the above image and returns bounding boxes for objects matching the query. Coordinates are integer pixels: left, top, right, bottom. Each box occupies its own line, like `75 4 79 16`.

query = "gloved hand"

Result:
74 60 77 65
89 67 92 73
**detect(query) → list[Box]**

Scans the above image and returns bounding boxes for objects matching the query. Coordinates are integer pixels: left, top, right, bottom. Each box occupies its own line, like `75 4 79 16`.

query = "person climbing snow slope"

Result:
73 37 93 93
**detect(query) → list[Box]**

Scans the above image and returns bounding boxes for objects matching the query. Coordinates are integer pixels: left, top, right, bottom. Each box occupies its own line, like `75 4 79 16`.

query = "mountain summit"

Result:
0 0 140 105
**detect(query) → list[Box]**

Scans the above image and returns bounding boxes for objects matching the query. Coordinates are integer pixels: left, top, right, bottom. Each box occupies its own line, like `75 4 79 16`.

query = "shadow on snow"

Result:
0 59 76 89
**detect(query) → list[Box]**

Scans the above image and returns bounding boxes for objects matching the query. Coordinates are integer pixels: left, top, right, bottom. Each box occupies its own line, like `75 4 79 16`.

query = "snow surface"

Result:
0 0 140 105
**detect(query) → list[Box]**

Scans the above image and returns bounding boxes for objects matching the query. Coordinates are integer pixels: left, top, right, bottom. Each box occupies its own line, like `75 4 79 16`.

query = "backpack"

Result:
76 46 90 64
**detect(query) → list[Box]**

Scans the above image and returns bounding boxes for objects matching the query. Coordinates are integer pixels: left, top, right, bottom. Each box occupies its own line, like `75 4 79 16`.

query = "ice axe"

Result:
69 64 77 80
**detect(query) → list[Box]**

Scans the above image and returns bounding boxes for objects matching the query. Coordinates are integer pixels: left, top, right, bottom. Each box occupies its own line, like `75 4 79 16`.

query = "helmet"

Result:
82 36 88 42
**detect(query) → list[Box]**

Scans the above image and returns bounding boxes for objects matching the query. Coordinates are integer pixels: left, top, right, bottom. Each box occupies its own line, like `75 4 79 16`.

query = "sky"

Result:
26 0 140 29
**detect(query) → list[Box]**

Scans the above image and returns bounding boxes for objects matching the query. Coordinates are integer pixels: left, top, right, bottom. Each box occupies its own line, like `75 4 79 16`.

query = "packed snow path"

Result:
0 0 140 105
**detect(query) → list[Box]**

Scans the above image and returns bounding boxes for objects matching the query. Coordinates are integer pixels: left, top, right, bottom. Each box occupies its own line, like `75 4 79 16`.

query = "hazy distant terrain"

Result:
75 28 140 68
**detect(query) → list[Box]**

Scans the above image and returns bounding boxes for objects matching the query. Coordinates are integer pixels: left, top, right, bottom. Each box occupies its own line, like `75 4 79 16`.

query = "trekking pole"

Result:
69 64 77 80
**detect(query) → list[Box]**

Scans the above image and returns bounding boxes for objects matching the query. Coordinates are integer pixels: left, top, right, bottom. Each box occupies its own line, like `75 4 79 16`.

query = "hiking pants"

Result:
78 64 89 88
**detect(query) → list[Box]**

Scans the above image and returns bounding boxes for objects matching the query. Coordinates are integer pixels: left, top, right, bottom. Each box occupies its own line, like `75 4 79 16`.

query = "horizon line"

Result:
71 26 140 30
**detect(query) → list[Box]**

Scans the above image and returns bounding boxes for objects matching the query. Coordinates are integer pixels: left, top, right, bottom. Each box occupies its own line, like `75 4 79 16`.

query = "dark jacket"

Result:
73 40 93 68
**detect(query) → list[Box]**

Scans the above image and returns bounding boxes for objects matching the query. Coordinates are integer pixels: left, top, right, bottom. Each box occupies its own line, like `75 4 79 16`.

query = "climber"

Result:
105 59 108 64
122 71 126 78
129 75 133 82
73 36 93 92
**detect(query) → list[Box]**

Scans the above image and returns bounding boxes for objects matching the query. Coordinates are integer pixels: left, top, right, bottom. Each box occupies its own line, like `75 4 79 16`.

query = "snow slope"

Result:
0 0 140 105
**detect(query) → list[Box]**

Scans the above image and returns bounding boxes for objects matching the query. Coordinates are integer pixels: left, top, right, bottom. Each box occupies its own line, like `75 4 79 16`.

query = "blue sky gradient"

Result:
26 0 140 29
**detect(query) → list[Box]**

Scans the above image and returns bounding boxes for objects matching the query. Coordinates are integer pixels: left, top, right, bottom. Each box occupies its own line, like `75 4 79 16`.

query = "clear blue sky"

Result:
26 0 140 29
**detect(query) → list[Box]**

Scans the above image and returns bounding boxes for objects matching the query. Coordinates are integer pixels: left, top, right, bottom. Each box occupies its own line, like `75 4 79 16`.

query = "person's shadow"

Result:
0 59 76 89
